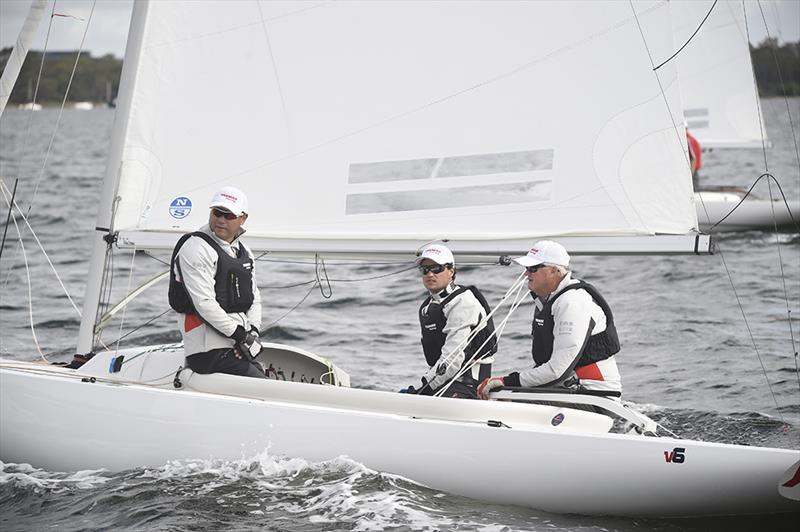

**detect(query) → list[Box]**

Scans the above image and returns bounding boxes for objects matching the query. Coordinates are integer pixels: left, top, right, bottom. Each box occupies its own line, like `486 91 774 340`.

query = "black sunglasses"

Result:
526 264 548 273
211 208 238 220
419 264 448 275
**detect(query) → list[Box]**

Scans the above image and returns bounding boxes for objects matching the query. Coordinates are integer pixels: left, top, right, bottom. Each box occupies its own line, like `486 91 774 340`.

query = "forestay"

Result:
671 0 767 148
102 0 699 256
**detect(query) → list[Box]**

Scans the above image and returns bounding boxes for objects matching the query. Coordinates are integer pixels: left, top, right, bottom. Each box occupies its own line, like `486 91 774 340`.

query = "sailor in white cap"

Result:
169 186 266 378
478 240 622 399
402 243 497 398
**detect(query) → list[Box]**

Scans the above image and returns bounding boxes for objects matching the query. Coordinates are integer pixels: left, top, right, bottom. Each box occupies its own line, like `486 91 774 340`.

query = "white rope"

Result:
1 0 96 293
114 246 138 354
26 1 97 212
431 271 529 397
1 185 46 362
0 179 82 317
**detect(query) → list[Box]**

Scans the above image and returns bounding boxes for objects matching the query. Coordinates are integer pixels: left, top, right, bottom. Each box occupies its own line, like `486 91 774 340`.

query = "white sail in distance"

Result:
103 0 698 255
0 0 48 115
671 0 768 148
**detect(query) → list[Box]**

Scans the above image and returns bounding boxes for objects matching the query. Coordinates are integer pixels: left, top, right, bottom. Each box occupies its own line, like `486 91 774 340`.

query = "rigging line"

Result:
261 279 317 289
255 0 292 144
740 0 796 358
13 1 55 179
0 2 57 296
141 250 169 266
102 308 174 348
93 198 122 354
0 181 82 317
4 199 47 362
114 245 138 354
429 272 527 396
756 1 800 179
716 238 786 421
261 281 318 332
652 0 718 71
708 173 799 232
328 264 418 283
26 0 97 214
433 273 528 397
742 4 771 173
0 179 18 261
256 256 411 266
629 2 688 200
255 255 501 267
315 254 333 299
260 264 417 290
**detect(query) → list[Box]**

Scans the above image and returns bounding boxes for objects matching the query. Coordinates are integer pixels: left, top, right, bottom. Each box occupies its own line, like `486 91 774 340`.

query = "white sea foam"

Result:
0 460 111 492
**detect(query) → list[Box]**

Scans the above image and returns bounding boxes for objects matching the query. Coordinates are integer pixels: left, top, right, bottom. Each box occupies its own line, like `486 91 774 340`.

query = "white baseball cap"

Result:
513 240 570 268
416 243 455 266
209 186 248 216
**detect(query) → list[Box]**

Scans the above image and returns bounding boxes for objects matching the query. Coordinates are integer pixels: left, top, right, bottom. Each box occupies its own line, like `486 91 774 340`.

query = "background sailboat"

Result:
1 0 798 524
672 0 799 231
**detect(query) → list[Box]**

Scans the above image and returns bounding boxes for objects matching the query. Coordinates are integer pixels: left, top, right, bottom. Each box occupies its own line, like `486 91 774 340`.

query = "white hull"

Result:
695 190 800 233
1 347 798 517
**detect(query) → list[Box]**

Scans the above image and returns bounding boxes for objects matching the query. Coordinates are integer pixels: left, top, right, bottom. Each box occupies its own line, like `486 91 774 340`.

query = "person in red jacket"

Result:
686 130 702 189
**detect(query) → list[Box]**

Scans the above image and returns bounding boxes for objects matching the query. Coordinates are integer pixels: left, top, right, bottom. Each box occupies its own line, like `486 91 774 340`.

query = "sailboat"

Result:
1 0 798 518
672 0 800 232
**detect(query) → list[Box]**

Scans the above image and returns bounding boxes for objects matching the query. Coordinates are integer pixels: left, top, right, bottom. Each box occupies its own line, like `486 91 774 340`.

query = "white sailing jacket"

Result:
173 225 262 357
519 272 621 393
422 283 493 390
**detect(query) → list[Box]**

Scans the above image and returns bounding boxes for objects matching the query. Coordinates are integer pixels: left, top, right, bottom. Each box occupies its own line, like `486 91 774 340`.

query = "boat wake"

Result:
0 451 558 531
634 403 798 448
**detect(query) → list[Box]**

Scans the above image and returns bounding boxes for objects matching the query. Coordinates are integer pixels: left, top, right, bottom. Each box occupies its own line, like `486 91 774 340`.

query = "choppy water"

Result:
1 100 799 531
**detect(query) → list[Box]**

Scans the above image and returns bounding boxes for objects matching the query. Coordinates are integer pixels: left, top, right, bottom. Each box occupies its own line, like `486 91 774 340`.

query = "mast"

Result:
0 0 47 115
76 0 150 354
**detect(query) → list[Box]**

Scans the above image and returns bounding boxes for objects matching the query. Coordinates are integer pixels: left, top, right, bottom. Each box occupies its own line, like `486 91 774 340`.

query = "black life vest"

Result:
419 285 498 367
169 231 254 314
531 280 620 368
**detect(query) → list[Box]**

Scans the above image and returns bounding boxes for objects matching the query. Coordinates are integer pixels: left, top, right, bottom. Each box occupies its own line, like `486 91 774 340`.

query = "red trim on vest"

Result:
576 362 604 381
184 313 203 332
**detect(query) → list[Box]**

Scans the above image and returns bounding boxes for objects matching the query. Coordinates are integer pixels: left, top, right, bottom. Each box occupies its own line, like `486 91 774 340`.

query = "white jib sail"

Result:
671 0 768 148
103 0 697 254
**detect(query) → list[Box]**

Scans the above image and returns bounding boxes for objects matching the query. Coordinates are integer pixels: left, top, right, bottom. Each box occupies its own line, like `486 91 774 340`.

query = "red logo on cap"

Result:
220 193 238 202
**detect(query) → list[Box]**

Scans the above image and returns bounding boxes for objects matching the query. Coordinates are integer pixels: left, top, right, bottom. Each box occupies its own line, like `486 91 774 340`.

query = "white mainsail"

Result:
79 0 709 351
671 0 767 148
102 0 698 255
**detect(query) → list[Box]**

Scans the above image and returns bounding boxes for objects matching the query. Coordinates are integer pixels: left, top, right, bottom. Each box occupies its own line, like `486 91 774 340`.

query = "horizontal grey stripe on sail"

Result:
686 119 709 129
348 149 554 184
683 108 708 118
345 180 550 215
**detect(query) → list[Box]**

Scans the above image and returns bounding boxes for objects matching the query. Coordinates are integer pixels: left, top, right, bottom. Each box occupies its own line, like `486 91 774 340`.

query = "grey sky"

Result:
0 0 798 59
1 0 134 58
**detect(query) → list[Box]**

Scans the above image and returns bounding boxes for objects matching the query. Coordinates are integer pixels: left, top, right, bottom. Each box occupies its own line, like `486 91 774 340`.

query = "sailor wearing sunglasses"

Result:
402 244 497 398
478 240 621 399
169 186 265 378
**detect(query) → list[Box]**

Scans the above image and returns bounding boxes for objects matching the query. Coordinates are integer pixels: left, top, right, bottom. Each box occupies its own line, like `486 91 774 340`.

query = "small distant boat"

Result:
73 101 95 110
17 102 42 111
696 188 800 233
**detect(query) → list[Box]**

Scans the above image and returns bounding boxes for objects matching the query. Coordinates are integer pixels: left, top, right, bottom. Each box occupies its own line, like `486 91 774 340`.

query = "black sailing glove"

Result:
230 325 262 359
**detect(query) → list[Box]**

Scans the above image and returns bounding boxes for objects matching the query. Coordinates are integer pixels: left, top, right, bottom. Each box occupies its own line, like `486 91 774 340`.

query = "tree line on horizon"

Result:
0 38 798 106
